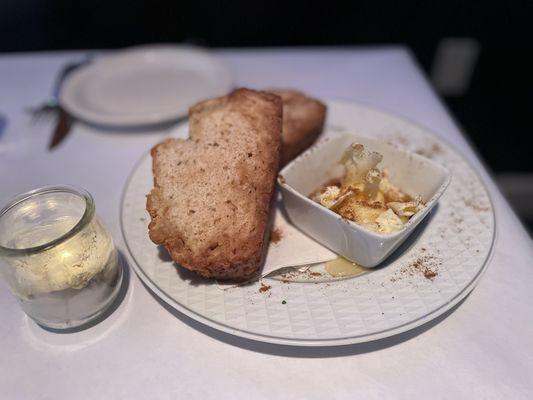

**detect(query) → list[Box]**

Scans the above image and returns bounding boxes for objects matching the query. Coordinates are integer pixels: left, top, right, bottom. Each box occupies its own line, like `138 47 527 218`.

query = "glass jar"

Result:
0 185 122 329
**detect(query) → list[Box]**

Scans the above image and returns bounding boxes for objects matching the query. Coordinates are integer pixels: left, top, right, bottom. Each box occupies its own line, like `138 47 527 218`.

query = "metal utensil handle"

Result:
50 57 93 106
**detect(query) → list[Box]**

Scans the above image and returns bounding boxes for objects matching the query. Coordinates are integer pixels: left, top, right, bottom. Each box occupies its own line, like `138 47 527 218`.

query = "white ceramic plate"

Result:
60 45 233 126
121 101 495 346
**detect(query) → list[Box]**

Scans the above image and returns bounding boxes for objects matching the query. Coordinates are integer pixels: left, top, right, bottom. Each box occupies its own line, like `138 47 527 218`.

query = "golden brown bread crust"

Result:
269 89 327 167
146 88 282 281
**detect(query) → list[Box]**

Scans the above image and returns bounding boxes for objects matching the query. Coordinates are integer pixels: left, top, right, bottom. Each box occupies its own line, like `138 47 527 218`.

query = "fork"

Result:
27 58 92 124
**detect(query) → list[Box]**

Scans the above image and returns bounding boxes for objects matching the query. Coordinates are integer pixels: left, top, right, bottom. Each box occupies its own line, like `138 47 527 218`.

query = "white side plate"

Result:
60 45 233 127
121 101 495 346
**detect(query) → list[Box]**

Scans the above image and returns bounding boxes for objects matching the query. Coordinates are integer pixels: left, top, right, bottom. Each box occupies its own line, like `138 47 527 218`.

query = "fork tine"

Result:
28 107 55 125
45 110 58 124
35 111 46 125
37 112 49 124
27 58 90 125
30 111 41 125
42 112 54 124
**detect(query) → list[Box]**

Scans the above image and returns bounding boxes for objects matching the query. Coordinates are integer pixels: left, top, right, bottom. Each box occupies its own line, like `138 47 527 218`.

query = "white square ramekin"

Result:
278 133 451 268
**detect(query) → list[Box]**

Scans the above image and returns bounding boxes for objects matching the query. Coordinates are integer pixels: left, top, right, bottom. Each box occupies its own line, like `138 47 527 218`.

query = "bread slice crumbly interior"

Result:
146 88 282 281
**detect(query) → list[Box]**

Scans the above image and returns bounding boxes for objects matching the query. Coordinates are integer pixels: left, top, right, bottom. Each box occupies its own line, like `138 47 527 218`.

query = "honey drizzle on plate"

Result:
325 257 368 278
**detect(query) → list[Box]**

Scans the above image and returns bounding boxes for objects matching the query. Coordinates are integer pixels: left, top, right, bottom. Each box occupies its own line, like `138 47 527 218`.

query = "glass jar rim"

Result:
0 185 95 256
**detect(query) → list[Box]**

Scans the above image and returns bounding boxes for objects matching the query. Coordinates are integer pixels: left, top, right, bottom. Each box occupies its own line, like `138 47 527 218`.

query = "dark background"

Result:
1 0 532 229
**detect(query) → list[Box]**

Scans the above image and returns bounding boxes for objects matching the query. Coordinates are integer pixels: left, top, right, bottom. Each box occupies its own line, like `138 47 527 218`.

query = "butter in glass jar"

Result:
0 186 122 329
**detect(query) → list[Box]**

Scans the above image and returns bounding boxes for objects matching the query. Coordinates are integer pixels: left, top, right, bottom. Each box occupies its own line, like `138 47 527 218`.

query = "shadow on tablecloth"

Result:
140 277 469 358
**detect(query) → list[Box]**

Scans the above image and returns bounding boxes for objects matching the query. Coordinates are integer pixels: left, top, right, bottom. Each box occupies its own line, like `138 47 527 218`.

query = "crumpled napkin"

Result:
217 198 337 289
262 202 336 275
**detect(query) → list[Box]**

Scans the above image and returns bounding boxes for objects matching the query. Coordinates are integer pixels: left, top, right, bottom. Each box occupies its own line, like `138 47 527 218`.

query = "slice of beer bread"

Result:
146 88 282 281
269 89 326 167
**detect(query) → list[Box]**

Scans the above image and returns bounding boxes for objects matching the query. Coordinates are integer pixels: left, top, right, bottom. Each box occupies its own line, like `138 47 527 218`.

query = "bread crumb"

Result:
259 283 271 293
423 268 437 279
391 254 439 282
270 227 283 244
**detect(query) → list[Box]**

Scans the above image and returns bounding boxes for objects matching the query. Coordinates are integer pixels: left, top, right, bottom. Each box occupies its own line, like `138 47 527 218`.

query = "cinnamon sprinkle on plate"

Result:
270 227 283 244
391 254 440 282
259 283 271 293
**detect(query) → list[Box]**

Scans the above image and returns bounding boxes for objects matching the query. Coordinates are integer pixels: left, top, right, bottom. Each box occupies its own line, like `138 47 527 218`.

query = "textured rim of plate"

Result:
60 45 233 127
120 100 496 347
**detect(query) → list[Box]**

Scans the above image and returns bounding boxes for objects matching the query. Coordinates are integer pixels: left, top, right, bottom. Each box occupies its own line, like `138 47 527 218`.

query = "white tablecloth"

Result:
0 47 532 399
